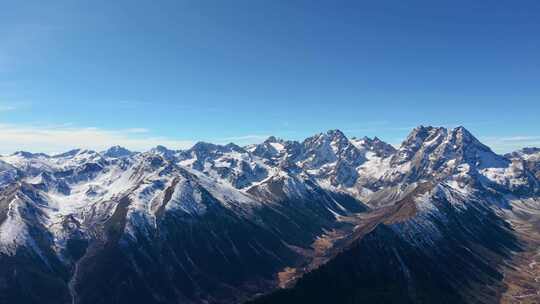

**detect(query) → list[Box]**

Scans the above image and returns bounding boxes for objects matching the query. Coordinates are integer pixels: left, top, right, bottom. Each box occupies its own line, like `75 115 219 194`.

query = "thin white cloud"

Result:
492 136 540 142
0 101 33 112
123 128 150 133
0 105 16 112
481 136 540 154
0 123 194 155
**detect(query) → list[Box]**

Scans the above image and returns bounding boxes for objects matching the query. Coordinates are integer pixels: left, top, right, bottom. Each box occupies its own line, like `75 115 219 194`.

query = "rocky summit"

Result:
0 126 539 304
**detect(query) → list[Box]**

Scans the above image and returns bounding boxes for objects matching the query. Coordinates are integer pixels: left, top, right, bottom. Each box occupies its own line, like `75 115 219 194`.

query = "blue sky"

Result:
1 0 539 154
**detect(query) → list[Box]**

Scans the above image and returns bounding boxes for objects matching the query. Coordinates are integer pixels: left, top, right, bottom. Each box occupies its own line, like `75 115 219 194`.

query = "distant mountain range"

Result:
1 126 539 304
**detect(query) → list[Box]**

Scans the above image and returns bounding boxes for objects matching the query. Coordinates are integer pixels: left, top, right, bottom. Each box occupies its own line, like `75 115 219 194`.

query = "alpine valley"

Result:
1 126 539 304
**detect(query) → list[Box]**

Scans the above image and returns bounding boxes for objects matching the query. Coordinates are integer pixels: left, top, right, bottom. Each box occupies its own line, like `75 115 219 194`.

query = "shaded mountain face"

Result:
0 126 539 304
507 147 540 180
248 183 523 304
101 145 134 158
350 136 397 158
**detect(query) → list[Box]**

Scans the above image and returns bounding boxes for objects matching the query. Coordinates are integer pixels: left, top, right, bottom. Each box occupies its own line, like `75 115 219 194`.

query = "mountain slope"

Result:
248 182 522 304
0 126 538 304
0 146 367 304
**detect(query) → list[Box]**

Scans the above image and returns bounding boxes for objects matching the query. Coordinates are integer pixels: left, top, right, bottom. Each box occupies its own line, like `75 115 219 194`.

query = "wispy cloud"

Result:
123 128 150 133
0 101 33 112
0 105 16 112
0 123 194 155
481 136 540 153
491 136 540 142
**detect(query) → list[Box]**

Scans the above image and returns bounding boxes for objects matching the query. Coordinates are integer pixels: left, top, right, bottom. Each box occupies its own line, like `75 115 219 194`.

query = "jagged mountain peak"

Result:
264 135 281 143
11 151 50 158
102 145 133 158
506 147 540 181
448 126 486 148
397 125 488 156
191 141 219 151
403 125 446 144
350 136 396 158
52 148 84 158
224 142 246 152
520 147 540 154
49 149 107 169
506 147 540 160
316 129 348 142
51 148 102 160
385 125 514 187
189 141 246 155
251 138 289 159
404 125 476 143
153 144 171 152
149 145 178 159
1 125 539 304
325 128 347 137
303 129 350 151
298 130 366 187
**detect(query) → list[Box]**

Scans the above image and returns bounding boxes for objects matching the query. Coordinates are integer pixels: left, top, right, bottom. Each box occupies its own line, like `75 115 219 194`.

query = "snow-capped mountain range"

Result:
1 126 539 304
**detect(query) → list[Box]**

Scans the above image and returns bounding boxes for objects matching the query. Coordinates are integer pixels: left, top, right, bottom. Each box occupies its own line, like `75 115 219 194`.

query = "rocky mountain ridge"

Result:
0 126 538 304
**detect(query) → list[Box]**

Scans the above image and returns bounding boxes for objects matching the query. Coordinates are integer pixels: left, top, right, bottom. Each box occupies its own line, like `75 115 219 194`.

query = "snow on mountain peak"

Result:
0 126 539 304
350 136 396 158
149 145 178 160
264 136 280 143
103 145 133 158
377 125 527 192
11 151 50 159
507 147 540 161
